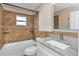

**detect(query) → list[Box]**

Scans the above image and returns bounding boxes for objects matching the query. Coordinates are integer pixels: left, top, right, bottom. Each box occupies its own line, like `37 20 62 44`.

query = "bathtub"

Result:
0 40 35 56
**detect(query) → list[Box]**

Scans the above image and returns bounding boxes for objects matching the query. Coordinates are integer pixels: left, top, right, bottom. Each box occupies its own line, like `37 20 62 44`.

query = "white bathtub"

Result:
0 40 35 56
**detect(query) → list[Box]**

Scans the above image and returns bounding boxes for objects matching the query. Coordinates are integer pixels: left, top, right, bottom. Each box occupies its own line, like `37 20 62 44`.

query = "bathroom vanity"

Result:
36 37 78 56
37 42 61 56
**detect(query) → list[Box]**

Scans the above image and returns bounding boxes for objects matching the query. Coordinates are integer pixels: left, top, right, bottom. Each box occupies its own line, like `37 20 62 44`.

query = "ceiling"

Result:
8 3 40 11
4 3 75 12
54 3 75 13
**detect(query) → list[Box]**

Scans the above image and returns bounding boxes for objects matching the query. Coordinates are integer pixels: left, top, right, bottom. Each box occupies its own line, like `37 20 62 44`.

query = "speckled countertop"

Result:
36 37 78 56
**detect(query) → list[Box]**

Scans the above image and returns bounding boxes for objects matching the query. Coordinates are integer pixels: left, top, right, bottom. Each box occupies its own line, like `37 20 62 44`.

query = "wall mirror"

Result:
53 3 79 32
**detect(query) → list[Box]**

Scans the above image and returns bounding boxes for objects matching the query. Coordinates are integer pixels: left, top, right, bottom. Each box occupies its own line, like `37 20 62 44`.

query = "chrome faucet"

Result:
60 33 63 40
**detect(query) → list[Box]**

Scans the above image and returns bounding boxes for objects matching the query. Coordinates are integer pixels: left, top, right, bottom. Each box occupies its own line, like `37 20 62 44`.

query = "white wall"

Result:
37 4 54 32
0 40 35 56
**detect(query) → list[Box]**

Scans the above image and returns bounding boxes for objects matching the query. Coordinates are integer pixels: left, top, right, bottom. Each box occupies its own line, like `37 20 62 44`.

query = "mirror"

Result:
53 3 79 31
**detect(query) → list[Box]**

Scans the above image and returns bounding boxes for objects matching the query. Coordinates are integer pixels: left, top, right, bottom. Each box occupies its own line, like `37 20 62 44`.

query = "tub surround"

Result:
0 4 35 45
0 4 4 48
3 10 34 44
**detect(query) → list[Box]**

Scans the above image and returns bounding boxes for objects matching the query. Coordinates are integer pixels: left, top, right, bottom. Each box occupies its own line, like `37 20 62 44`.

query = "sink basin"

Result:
46 40 70 50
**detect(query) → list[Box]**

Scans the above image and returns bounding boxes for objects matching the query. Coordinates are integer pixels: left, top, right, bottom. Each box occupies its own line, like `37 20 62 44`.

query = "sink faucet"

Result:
60 32 63 40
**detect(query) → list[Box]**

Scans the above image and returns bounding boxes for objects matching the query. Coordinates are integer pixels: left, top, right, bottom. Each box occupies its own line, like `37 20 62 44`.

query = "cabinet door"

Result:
0 6 4 48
